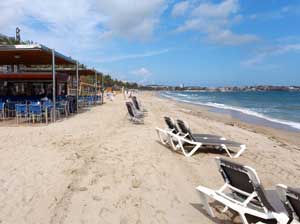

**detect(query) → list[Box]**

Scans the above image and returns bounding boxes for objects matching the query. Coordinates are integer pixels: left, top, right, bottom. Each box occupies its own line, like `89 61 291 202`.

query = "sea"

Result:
160 91 300 132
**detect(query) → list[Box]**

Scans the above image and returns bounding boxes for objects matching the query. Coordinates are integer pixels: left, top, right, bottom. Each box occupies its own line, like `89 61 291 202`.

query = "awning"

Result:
22 67 100 76
0 44 76 65
0 72 68 82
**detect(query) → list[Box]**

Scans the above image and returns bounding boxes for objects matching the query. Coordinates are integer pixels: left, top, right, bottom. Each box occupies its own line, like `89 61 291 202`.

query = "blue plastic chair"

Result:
0 102 5 120
15 104 28 123
29 103 43 123
56 100 68 117
43 101 53 110
78 96 84 108
86 96 91 106
6 102 16 117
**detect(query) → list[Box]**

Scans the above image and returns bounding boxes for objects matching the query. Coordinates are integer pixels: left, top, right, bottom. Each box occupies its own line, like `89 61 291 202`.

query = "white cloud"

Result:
132 67 152 76
242 44 300 67
131 67 152 83
95 0 167 40
249 4 300 21
175 0 258 45
191 0 239 18
171 1 189 17
0 0 167 58
209 30 258 45
98 49 169 63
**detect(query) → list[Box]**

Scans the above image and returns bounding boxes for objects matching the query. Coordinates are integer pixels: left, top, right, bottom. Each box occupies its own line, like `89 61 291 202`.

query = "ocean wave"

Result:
160 92 300 130
203 102 300 130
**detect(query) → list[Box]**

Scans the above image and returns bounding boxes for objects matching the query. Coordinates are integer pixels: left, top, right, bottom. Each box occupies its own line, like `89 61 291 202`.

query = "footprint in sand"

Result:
155 210 168 224
68 184 88 192
170 195 181 208
120 216 128 224
102 186 111 192
98 207 111 218
131 177 142 189
90 173 103 185
92 195 102 201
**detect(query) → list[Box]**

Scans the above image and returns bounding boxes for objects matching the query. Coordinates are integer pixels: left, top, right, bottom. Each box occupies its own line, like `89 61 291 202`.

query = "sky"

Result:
1 0 300 86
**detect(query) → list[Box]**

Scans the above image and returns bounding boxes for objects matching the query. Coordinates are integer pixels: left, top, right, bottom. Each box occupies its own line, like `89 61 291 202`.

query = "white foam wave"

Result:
160 92 300 130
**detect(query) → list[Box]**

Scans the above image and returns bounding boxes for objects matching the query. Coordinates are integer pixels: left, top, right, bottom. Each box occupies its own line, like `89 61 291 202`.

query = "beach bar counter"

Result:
0 44 102 124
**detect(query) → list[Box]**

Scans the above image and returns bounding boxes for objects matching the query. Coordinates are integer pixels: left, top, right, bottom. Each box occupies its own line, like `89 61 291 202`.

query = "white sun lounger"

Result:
196 157 290 224
132 96 147 112
125 102 144 124
156 116 183 145
156 117 246 157
276 184 300 224
167 131 246 157
156 116 225 145
177 119 226 140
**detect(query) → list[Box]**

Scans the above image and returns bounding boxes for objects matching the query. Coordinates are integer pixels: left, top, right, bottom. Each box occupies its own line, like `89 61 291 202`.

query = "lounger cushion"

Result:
164 117 179 134
177 120 194 139
132 96 140 110
193 133 224 139
218 158 283 213
264 189 290 214
193 137 243 147
177 119 232 142
287 187 300 219
221 162 255 194
126 102 135 117
288 187 300 195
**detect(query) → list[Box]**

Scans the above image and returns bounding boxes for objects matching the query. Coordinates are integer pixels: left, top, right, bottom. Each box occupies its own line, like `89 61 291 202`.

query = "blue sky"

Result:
1 0 300 86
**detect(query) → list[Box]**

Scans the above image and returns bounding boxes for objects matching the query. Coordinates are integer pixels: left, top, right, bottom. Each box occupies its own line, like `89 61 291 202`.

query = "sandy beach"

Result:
1 91 300 224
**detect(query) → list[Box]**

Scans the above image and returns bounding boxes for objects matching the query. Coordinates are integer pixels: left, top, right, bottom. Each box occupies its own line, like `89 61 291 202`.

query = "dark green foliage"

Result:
102 74 138 89
0 34 30 45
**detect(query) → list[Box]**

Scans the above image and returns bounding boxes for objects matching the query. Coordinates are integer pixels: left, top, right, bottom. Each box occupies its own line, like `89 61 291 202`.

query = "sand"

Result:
0 92 299 224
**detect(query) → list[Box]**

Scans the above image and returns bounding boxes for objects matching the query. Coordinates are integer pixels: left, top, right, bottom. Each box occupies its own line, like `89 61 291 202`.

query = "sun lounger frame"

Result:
157 130 246 157
156 117 246 157
132 96 147 112
277 184 300 224
125 102 144 124
196 158 290 224
156 127 188 146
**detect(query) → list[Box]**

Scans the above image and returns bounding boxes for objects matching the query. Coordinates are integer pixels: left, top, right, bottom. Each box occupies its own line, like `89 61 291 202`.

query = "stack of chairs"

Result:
78 95 101 108
78 96 85 108
96 95 102 104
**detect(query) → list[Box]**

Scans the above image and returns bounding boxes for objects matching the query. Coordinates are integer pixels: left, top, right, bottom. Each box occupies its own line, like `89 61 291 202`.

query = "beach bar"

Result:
23 67 103 108
0 44 102 124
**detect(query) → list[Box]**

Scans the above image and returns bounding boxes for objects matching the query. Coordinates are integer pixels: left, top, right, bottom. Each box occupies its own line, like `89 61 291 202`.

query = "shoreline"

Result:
159 91 300 132
156 91 300 148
